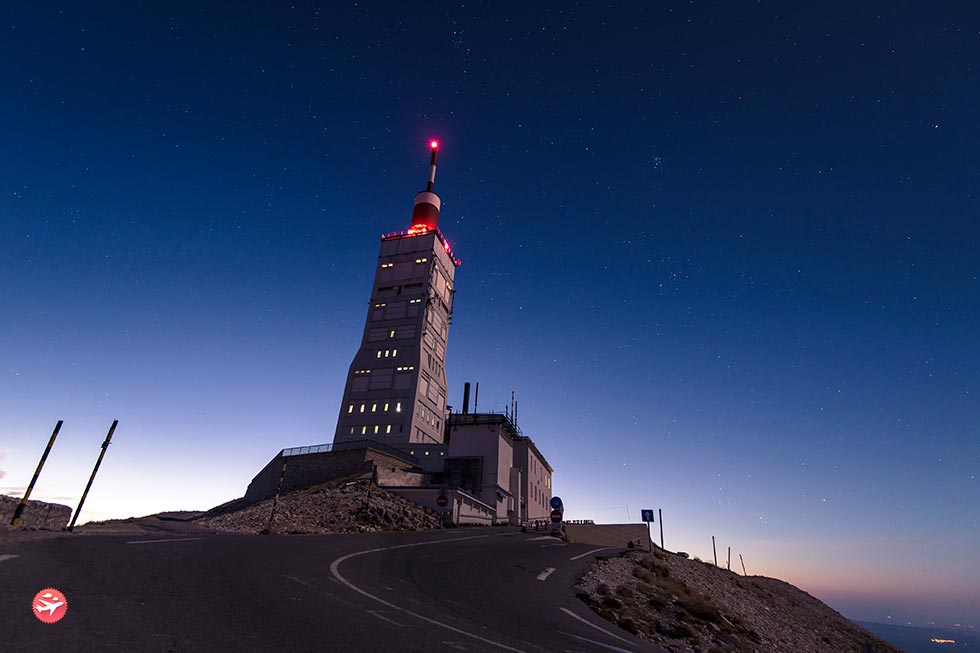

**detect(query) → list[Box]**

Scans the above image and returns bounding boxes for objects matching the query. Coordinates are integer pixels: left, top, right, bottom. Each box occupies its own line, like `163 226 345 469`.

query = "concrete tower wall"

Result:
333 230 456 449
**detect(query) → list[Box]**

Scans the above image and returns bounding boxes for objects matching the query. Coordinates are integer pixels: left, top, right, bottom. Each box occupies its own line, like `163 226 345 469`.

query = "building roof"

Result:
446 412 554 474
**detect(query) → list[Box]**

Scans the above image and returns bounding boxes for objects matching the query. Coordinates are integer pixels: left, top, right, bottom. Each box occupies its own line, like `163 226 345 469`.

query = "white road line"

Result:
330 535 527 653
0 554 19 562
535 567 556 581
558 630 635 653
368 609 406 626
569 547 610 561
558 608 635 645
125 537 203 545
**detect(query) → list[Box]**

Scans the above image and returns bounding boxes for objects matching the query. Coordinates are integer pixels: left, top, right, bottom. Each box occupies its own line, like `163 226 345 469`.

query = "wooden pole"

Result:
712 535 718 566
10 421 63 527
727 546 731 570
740 554 747 576
68 420 118 532
659 508 664 549
264 458 288 533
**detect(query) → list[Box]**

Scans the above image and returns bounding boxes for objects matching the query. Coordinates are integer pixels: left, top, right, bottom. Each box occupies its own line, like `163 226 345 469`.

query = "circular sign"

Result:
436 494 449 508
550 496 563 510
550 508 563 523
32 587 67 624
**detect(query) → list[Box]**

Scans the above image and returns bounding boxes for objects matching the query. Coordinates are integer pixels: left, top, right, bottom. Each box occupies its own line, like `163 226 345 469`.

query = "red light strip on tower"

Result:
381 226 461 266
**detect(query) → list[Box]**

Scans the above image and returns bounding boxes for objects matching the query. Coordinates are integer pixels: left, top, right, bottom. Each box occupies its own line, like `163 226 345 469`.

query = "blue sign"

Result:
641 509 655 522
550 496 563 510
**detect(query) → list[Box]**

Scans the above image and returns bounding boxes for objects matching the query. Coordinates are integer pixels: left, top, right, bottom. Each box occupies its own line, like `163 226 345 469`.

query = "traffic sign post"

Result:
641 508 655 552
436 494 448 508
550 508 562 523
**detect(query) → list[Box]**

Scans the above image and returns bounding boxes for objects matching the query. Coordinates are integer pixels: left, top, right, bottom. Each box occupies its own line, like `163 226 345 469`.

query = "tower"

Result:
333 141 459 449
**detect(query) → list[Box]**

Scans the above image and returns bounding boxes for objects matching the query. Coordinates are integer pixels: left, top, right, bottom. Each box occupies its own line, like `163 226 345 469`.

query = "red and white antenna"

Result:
411 139 442 231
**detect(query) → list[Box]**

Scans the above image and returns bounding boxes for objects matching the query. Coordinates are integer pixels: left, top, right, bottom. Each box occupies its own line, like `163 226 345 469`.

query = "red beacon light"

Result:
430 139 439 149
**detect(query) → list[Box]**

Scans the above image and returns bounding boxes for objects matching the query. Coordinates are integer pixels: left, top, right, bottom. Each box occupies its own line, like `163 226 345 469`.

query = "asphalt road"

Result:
0 526 666 652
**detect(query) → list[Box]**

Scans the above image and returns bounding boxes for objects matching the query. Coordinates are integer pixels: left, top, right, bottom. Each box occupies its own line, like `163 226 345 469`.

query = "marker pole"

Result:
68 420 118 532
10 421 63 527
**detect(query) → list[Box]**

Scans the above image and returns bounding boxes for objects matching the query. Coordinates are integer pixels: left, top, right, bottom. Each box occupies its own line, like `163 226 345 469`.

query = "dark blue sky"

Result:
2 2 978 625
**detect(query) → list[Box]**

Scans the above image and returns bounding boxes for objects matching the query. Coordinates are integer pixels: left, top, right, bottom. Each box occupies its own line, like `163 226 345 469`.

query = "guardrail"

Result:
281 439 419 465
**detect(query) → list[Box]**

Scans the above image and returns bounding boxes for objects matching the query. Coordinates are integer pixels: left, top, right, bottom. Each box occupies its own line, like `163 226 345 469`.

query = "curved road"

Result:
0 526 664 652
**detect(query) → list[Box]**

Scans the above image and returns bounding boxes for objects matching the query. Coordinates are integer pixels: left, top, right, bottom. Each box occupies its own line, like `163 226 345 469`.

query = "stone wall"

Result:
244 447 422 502
0 494 72 530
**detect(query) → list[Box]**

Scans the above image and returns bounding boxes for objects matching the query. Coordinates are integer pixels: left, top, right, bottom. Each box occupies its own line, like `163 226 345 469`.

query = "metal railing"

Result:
281 439 419 465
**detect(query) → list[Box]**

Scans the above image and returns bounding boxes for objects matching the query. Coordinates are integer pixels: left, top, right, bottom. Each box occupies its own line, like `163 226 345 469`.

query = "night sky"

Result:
2 2 978 627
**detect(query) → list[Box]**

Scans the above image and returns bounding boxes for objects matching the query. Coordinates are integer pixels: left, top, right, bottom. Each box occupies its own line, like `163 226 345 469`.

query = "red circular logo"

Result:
32 588 67 624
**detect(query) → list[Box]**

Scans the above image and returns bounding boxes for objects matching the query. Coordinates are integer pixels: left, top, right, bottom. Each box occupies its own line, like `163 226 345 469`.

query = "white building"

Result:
445 411 553 525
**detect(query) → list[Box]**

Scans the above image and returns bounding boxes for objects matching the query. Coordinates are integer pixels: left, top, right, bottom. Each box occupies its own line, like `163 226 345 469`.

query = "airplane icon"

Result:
34 593 64 616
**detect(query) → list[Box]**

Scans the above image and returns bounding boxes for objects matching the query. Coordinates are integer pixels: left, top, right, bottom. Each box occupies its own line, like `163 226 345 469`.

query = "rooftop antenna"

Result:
410 140 441 231
474 382 479 412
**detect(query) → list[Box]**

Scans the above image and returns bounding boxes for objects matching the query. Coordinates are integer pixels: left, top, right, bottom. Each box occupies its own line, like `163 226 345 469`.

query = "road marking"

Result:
558 630 635 653
330 534 527 652
125 537 203 545
558 608 634 645
0 554 19 562
529 536 561 541
569 547 610 561
536 567 556 581
368 609 406 626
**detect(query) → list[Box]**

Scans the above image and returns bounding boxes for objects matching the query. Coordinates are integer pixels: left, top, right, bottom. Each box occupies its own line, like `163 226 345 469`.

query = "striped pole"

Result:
264 459 288 533
426 140 439 191
10 420 63 527
68 420 118 532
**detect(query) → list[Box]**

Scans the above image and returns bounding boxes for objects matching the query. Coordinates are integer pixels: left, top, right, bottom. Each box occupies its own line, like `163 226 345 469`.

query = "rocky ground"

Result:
196 478 443 534
577 549 902 653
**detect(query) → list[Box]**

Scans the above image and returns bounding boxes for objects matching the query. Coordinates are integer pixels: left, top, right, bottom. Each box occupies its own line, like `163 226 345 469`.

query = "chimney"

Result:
462 382 471 414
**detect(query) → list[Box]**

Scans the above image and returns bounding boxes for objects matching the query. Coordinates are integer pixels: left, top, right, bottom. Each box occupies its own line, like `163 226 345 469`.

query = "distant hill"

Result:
577 548 901 653
857 621 980 652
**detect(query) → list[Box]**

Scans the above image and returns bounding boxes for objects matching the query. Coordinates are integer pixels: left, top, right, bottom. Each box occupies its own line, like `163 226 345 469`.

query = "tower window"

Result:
380 263 393 269
384 402 390 412
371 403 377 413
389 329 396 338
415 258 428 264
373 425 379 434
361 426 367 435
386 425 392 434
396 402 402 412
359 404 366 413
347 404 354 414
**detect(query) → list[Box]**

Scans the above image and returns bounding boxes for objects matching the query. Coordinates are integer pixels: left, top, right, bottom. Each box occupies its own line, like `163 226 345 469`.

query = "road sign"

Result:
641 509 654 522
436 494 448 508
550 509 562 523
550 496 563 510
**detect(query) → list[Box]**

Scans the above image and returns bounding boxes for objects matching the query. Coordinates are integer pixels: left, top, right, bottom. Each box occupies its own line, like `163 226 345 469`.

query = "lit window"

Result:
349 427 355 435
374 303 387 308
424 451 430 456
347 404 353 414
439 452 444 456
392 349 398 357
386 425 392 434
373 425 379 434
376 351 382 359
361 426 367 435
410 451 415 456
371 403 377 413
380 263 393 269
415 257 428 264
359 404 365 413
409 298 422 304
384 402 389 411
396 402 402 412
389 330 395 338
